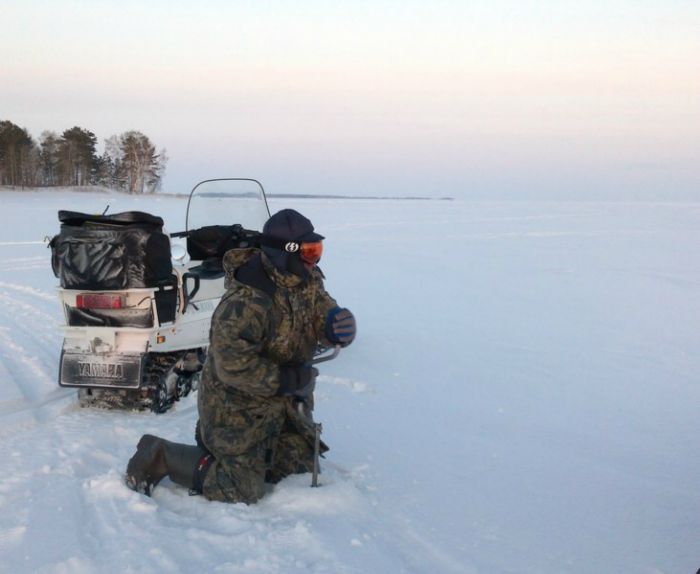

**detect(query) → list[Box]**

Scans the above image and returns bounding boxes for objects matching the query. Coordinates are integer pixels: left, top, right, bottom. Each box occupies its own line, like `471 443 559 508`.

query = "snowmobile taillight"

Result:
76 293 124 309
300 241 323 265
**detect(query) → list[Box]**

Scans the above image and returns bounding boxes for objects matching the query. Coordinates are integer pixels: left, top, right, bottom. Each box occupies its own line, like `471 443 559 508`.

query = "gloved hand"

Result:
277 363 318 397
325 307 356 347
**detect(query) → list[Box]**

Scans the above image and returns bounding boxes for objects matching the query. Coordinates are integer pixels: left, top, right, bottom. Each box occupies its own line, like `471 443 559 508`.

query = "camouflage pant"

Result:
196 397 325 504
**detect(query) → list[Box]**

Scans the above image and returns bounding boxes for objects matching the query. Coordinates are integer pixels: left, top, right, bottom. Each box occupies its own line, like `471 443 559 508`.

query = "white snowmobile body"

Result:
53 178 270 412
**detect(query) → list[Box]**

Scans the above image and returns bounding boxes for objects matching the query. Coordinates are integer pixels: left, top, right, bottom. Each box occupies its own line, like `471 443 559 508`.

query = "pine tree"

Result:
0 120 37 187
94 152 116 188
39 131 61 186
58 127 98 186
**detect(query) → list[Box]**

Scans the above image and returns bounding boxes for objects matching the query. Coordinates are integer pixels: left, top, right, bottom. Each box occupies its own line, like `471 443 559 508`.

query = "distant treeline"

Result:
0 120 167 194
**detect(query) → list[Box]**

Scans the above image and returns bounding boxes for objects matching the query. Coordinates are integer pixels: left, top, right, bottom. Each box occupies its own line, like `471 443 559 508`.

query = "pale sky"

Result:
3 0 699 199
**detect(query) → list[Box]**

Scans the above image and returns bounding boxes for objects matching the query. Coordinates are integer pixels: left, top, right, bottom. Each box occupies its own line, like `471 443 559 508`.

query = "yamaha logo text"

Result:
78 362 125 379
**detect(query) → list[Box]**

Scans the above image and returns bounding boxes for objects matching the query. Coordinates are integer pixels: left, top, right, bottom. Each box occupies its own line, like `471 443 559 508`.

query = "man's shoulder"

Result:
235 253 277 297
218 284 274 316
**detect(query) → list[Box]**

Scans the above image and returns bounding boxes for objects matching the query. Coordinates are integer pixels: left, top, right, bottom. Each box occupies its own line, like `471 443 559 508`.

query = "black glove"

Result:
325 307 356 347
277 363 318 397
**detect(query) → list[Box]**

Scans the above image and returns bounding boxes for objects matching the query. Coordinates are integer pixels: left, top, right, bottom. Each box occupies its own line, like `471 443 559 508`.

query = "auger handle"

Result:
310 345 341 365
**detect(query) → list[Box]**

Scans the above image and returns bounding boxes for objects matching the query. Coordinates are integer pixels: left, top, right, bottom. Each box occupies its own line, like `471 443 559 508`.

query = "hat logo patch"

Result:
284 242 300 253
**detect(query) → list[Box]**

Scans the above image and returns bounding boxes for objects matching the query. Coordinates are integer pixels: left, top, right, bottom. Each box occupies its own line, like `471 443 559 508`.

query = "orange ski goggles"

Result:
299 241 323 264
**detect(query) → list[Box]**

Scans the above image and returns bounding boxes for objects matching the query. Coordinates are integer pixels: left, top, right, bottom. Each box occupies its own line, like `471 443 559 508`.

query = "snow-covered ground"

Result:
0 189 699 574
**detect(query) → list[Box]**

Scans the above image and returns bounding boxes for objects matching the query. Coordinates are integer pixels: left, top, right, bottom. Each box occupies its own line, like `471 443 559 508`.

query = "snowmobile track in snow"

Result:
0 279 70 431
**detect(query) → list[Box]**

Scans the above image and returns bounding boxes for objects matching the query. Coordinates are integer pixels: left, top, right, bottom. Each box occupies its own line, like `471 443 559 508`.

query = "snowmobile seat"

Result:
186 258 225 280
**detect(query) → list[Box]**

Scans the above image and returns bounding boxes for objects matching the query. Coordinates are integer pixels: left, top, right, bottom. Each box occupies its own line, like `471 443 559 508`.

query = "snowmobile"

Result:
50 178 271 412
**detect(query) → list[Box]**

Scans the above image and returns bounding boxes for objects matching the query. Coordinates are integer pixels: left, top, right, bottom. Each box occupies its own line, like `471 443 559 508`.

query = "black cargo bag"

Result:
50 210 173 290
186 224 243 261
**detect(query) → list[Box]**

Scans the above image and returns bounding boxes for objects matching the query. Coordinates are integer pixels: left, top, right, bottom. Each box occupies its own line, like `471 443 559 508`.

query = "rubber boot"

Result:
166 441 209 490
125 434 211 496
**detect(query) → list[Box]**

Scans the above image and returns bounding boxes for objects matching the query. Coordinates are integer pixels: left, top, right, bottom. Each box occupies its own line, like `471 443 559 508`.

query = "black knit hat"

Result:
260 209 324 275
263 209 324 243
261 209 324 244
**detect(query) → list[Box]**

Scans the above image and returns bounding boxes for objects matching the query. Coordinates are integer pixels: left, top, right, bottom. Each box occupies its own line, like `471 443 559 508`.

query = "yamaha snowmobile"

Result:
50 178 271 412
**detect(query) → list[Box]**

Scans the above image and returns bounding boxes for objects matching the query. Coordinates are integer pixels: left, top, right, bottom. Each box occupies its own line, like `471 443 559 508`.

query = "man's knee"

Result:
267 432 315 481
201 458 267 504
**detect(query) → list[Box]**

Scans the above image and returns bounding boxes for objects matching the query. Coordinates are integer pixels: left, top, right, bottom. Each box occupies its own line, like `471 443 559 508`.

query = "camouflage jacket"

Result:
198 248 338 407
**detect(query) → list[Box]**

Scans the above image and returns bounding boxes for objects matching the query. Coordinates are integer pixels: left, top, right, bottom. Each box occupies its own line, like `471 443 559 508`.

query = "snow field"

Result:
0 190 699 573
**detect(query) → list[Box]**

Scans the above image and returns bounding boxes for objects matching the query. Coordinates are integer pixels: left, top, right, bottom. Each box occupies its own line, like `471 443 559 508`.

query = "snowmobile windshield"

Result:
185 178 271 233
